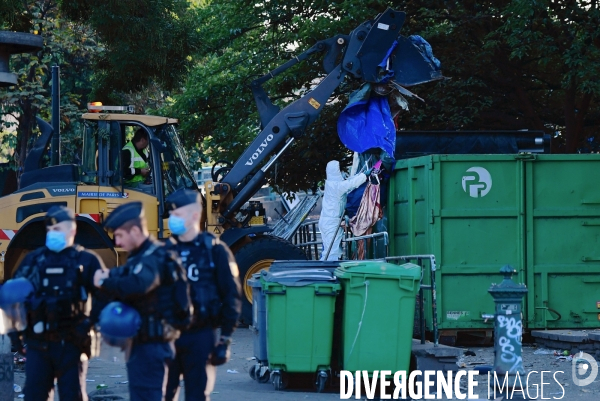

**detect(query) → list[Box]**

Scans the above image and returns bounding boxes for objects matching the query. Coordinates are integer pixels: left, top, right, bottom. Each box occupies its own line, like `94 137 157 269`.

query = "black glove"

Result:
210 336 232 366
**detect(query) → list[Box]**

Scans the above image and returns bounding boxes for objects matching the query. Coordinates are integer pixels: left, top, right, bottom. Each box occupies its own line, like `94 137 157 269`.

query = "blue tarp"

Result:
336 84 396 158
408 35 441 69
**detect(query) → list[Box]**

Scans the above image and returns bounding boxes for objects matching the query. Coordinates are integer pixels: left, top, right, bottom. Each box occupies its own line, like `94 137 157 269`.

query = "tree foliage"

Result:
162 0 401 193
0 0 101 170
2 1 600 193
162 0 600 194
402 0 600 154
59 0 201 98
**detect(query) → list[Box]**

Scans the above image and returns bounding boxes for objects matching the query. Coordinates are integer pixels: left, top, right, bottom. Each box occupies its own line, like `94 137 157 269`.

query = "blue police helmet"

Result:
0 278 34 306
0 278 34 334
98 301 141 348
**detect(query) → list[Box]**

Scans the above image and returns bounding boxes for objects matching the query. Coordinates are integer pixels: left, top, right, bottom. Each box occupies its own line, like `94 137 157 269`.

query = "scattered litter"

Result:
18 395 24 398
246 356 256 361
533 348 555 355
86 379 95 382
96 384 108 390
227 369 239 374
14 384 22 393
109 375 123 378
113 357 117 362
553 350 570 356
117 381 128 384
464 350 476 357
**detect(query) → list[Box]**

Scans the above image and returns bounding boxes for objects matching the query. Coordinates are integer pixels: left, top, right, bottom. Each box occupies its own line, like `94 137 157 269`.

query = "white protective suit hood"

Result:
326 160 344 182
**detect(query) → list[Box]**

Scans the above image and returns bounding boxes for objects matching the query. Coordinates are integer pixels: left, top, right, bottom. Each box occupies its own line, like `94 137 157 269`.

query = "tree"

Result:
399 0 600 153
59 0 202 98
163 0 600 195
0 0 102 171
162 0 407 194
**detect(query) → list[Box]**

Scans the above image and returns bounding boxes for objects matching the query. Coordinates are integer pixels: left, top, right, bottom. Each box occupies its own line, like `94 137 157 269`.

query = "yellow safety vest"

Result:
123 141 149 185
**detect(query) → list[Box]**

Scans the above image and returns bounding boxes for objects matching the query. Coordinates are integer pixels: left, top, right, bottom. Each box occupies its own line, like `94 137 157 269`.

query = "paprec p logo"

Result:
462 167 492 198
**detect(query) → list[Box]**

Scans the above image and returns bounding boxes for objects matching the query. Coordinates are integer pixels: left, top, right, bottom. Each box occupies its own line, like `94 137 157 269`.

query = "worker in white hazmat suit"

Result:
319 160 371 260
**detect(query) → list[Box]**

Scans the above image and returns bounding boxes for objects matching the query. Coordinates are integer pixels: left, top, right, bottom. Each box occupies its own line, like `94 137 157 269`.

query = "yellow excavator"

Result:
0 8 442 323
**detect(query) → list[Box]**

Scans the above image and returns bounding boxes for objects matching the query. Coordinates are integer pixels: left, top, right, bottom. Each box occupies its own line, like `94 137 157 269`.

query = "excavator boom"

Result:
216 8 442 222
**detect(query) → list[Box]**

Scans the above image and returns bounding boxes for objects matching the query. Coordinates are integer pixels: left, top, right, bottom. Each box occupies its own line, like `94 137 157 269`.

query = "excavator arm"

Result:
210 8 442 226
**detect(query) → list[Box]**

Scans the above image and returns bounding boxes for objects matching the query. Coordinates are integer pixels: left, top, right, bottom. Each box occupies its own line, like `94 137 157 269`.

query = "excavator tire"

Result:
235 235 307 326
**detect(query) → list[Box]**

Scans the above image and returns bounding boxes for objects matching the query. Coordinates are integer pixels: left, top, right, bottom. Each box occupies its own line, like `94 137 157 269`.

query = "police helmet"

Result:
0 278 34 334
98 301 141 348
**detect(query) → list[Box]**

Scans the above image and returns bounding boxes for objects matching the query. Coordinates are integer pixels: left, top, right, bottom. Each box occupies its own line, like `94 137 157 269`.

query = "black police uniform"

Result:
11 206 108 401
99 202 182 401
163 189 242 401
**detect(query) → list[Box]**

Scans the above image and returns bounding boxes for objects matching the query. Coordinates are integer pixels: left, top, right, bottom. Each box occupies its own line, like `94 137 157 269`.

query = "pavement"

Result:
11 329 600 400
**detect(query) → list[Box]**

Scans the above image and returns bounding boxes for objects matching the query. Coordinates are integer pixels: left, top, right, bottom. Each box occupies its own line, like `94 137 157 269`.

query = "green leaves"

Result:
0 0 102 168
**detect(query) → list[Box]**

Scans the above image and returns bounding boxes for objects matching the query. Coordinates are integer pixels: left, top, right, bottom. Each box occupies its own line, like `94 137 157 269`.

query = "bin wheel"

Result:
257 368 270 383
249 364 257 380
236 235 307 325
316 373 327 393
272 372 283 391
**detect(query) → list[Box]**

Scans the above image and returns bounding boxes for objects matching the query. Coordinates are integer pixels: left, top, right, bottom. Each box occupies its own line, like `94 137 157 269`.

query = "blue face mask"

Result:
168 215 187 236
46 231 67 253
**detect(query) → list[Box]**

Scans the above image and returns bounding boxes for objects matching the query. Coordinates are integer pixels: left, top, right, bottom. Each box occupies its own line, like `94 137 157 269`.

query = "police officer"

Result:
9 205 109 401
95 201 187 401
164 189 242 401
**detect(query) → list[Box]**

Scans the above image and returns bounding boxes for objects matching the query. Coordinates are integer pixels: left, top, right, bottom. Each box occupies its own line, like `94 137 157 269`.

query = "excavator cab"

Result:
80 110 197 198
80 106 199 234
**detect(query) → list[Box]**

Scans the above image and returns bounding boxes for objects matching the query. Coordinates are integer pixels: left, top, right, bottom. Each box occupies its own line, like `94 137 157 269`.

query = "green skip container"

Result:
335 261 421 374
261 268 341 390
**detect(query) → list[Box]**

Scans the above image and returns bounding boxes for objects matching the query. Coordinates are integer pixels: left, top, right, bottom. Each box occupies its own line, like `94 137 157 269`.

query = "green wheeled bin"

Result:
335 261 421 374
260 268 341 392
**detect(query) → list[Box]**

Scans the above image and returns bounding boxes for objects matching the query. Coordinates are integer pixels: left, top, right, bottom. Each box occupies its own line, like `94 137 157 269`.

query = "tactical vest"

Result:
172 232 221 327
25 246 88 336
123 141 149 185
125 241 192 342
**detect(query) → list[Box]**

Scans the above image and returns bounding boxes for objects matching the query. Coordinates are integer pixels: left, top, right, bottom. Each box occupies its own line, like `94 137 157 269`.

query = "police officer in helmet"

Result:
96 201 190 401
9 205 109 401
164 189 242 401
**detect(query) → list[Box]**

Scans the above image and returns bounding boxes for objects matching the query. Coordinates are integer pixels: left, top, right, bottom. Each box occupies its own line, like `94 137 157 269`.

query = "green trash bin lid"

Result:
335 261 421 279
260 268 338 287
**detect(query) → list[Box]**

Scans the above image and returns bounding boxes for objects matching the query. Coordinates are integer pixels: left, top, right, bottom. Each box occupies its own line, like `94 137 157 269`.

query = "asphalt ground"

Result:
11 328 600 400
